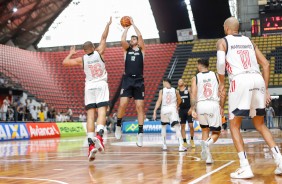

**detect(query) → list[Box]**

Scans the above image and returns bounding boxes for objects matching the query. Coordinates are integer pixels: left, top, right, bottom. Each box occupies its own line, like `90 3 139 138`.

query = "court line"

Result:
188 161 235 184
0 176 68 184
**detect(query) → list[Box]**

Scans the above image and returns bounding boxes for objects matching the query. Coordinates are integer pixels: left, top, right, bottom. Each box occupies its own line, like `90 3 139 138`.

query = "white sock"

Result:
87 132 95 139
97 124 105 132
238 152 249 167
271 146 282 159
205 137 214 146
174 124 183 146
161 125 166 144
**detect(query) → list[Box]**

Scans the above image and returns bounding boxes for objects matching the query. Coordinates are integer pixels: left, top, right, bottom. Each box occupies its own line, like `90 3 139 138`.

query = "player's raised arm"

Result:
130 17 145 52
153 90 163 120
121 27 130 51
176 90 182 107
96 17 112 57
62 46 83 67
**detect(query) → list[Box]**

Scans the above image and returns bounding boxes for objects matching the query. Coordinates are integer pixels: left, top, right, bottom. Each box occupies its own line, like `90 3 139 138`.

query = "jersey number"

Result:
237 50 251 69
89 63 103 78
166 94 172 105
203 83 212 98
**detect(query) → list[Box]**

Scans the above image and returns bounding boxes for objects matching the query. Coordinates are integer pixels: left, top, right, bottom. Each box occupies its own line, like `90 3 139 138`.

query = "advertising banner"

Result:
56 122 86 137
26 123 60 139
122 121 202 133
0 123 29 141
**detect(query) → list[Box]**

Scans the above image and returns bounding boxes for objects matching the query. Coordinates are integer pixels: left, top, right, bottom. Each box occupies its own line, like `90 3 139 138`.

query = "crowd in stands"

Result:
0 73 22 89
0 97 78 122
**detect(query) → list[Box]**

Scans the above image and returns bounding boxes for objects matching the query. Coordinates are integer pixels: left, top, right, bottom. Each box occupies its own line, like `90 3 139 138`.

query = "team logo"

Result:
120 89 124 95
184 90 188 94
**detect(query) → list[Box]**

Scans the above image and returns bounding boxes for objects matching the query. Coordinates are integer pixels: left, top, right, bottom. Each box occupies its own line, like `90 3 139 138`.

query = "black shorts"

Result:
179 108 193 124
120 75 145 100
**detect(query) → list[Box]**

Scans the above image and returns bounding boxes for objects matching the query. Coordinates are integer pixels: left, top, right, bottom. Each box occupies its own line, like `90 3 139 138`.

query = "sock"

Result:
117 118 122 127
191 136 194 140
97 124 105 137
87 132 95 146
161 125 166 139
138 125 143 134
271 146 282 159
174 124 183 146
205 137 214 146
183 138 187 143
238 152 249 167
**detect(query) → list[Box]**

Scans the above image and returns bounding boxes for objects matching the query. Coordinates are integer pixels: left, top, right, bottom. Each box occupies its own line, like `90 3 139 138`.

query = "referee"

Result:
178 78 195 148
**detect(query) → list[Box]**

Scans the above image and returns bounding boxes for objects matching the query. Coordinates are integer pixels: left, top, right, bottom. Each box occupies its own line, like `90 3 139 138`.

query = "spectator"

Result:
7 106 14 121
266 104 275 128
56 112 62 122
66 107 73 122
50 107 56 122
30 106 37 121
38 108 45 122
144 115 149 122
12 101 18 121
17 103 24 121
1 96 10 121
43 106 48 121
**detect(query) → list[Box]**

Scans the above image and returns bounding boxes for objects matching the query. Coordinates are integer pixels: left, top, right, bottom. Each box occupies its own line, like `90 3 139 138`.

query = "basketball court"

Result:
1 130 282 184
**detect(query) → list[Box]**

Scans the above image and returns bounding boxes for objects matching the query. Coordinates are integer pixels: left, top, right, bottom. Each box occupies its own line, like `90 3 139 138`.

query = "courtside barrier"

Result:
0 122 29 141
26 122 60 139
0 122 88 141
56 122 86 137
122 121 202 133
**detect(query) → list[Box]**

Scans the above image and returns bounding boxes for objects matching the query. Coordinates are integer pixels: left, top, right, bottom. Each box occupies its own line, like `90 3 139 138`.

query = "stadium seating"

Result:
0 43 176 117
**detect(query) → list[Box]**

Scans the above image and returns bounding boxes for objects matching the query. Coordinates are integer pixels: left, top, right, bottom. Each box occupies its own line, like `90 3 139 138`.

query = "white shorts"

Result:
161 106 179 125
196 101 221 131
85 80 109 110
228 73 265 120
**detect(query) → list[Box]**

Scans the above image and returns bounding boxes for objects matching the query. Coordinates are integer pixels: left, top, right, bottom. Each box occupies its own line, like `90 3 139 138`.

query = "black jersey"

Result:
179 86 191 109
125 47 143 76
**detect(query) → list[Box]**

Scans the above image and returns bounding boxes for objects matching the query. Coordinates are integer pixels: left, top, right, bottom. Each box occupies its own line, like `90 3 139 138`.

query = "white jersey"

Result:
196 71 219 102
83 51 107 84
162 87 177 107
224 35 260 80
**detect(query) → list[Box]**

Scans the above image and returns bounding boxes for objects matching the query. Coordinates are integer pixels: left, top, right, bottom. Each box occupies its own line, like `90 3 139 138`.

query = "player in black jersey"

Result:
178 79 195 148
115 17 145 147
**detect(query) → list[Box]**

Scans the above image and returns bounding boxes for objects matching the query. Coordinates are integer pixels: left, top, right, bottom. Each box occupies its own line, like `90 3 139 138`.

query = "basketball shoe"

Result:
162 144 167 151
115 126 122 139
183 142 188 149
136 133 143 147
179 145 187 152
206 152 214 164
230 166 254 179
88 138 98 162
95 134 105 153
274 156 282 175
190 140 196 148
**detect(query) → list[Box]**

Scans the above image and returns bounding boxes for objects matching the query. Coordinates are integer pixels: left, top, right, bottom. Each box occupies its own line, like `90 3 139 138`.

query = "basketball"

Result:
120 16 131 27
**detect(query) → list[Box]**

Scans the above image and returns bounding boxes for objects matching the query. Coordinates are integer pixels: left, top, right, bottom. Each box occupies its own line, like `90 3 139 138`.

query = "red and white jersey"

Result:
162 87 177 107
225 35 260 80
83 51 107 84
196 71 219 102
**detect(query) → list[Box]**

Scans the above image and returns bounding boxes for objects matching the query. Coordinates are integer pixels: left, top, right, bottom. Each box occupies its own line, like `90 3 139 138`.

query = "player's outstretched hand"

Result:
108 16 112 25
69 46 77 55
129 17 134 26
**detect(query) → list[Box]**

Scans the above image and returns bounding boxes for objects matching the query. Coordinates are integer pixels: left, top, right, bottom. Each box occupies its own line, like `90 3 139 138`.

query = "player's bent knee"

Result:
171 121 179 127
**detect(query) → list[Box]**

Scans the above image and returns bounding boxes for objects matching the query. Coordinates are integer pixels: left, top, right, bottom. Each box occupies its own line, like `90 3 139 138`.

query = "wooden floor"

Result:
1 129 282 184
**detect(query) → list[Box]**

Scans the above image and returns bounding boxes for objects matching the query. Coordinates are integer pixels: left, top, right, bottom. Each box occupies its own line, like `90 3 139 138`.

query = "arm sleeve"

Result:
217 50 226 75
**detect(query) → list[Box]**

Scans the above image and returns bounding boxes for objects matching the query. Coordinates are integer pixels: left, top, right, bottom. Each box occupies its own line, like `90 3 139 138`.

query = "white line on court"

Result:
188 161 235 184
0 176 68 184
